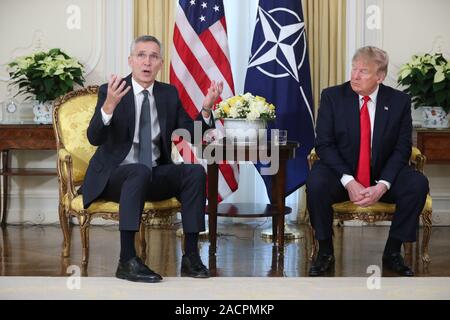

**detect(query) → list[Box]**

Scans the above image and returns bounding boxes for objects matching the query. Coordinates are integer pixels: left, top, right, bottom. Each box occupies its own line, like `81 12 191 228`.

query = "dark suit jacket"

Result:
314 81 412 185
82 74 212 209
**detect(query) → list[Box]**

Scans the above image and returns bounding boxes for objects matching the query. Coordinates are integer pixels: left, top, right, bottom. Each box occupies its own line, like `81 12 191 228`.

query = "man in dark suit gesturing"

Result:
82 35 222 282
307 46 429 277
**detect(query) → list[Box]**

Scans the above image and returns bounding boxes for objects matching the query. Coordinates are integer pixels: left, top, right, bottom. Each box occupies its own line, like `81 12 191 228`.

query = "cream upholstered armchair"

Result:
53 86 181 265
307 147 432 266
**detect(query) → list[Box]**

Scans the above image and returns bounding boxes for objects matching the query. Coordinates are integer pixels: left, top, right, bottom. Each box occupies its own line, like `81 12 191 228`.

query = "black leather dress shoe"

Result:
308 253 335 276
116 257 163 283
382 252 414 276
181 253 210 278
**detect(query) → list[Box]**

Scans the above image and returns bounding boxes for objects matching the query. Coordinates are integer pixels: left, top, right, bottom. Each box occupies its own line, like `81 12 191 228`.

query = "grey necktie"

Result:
139 90 152 170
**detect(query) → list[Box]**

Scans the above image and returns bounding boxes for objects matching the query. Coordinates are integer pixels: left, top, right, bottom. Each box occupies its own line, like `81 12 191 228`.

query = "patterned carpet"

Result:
1 277 450 300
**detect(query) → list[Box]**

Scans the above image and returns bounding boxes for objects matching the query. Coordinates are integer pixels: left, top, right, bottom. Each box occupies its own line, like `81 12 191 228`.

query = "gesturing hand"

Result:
202 80 224 111
103 75 131 114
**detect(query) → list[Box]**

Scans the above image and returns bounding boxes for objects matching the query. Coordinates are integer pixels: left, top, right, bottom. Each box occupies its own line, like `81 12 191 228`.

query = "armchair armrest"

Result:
410 146 426 174
307 147 426 174
57 148 78 200
307 148 319 169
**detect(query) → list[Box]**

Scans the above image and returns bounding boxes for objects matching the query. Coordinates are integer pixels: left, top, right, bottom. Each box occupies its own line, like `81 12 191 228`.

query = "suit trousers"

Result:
306 163 429 242
100 163 206 233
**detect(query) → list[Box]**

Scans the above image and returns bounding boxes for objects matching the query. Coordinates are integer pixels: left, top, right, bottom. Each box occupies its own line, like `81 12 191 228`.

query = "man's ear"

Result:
377 72 386 84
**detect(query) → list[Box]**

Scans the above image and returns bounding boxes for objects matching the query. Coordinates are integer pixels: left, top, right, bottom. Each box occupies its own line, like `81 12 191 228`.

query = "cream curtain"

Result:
297 0 347 223
134 0 176 82
303 0 347 117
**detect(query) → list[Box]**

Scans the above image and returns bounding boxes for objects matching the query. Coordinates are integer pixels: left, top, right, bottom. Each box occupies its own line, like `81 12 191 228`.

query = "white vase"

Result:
421 106 449 128
32 101 53 124
223 118 266 144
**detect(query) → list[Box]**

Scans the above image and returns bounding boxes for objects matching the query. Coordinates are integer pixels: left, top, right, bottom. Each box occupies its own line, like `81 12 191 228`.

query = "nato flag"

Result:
244 0 315 198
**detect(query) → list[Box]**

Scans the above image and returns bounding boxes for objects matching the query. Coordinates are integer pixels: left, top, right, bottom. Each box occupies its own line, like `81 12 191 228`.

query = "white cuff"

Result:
377 180 391 190
101 108 113 125
202 110 213 126
340 174 355 188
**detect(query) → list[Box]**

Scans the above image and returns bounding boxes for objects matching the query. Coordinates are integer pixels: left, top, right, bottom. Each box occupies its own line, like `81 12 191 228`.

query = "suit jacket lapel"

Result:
153 81 167 145
344 83 361 169
372 84 390 167
122 74 136 139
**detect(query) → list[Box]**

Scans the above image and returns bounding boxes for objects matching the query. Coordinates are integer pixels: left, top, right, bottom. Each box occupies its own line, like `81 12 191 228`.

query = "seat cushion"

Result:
64 194 181 215
332 194 432 214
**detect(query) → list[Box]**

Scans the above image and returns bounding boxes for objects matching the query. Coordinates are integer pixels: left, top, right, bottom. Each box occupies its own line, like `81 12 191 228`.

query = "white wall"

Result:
0 0 133 224
1 0 449 225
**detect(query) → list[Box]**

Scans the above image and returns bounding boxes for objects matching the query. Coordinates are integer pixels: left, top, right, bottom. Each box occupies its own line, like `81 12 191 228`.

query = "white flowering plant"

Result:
7 48 85 103
213 92 276 121
397 52 450 114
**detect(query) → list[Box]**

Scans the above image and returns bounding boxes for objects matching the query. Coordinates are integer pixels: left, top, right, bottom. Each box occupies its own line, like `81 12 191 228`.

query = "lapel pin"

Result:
384 106 389 111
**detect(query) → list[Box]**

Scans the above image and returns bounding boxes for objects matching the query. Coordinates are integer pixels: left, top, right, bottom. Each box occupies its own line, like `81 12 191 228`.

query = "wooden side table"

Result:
415 128 450 164
204 140 300 254
0 122 56 226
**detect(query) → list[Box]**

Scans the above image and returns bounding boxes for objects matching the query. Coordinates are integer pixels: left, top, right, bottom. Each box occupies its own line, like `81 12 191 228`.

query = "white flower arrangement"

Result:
7 48 85 103
213 92 276 121
397 52 450 114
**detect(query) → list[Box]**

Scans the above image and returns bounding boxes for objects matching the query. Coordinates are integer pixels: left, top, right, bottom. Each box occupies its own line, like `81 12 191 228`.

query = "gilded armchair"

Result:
53 86 181 265
307 147 432 266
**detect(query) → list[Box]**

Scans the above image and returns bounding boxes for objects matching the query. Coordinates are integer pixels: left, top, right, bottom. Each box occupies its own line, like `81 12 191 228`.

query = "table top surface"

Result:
203 139 300 149
415 127 450 133
0 120 52 127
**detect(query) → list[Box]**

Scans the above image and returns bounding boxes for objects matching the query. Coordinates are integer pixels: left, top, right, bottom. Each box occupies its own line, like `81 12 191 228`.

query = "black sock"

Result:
384 236 402 255
120 230 136 263
318 238 334 255
184 232 199 255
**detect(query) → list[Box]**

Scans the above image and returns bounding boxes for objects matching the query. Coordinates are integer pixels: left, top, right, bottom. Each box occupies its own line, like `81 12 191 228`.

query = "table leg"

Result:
1 150 9 227
0 151 2 227
271 174 278 243
275 159 287 250
207 163 219 254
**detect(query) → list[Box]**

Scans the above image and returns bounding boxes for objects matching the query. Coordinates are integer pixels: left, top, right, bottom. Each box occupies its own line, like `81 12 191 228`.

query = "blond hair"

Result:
352 46 389 76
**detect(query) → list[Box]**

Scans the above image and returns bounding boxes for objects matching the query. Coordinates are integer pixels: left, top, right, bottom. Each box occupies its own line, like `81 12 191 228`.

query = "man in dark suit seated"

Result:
81 35 222 282
306 46 429 277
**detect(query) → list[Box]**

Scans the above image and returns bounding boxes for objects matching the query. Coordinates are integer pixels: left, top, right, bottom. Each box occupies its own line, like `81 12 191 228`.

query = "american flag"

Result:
170 0 238 201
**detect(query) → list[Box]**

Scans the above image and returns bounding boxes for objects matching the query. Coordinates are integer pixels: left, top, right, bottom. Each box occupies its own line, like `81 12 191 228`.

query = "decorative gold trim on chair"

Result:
307 147 432 266
53 87 181 265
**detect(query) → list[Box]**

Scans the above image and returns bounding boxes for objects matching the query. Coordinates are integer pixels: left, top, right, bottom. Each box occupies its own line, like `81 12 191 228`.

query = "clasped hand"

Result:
346 180 387 207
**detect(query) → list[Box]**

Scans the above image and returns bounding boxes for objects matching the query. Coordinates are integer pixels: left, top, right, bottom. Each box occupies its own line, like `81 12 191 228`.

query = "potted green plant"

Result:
397 52 450 128
7 48 85 123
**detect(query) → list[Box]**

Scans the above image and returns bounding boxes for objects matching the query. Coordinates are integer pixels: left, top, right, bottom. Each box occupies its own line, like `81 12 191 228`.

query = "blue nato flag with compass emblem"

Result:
244 0 315 198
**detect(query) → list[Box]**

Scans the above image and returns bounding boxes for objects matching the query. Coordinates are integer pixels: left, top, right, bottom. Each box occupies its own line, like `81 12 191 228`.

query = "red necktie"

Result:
356 96 371 187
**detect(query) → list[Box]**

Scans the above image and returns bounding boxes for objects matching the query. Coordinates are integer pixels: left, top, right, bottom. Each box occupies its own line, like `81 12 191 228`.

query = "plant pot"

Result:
223 118 266 144
33 101 53 124
421 106 449 128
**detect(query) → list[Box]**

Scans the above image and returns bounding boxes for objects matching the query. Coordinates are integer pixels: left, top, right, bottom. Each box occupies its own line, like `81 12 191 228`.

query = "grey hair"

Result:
130 35 163 57
352 46 389 76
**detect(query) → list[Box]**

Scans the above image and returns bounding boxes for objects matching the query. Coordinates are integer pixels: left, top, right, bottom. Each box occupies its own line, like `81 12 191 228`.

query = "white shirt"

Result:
340 86 391 190
101 78 161 167
100 77 213 167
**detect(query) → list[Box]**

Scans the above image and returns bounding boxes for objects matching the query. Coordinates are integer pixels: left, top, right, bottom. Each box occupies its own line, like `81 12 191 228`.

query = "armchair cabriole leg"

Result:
421 210 432 266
